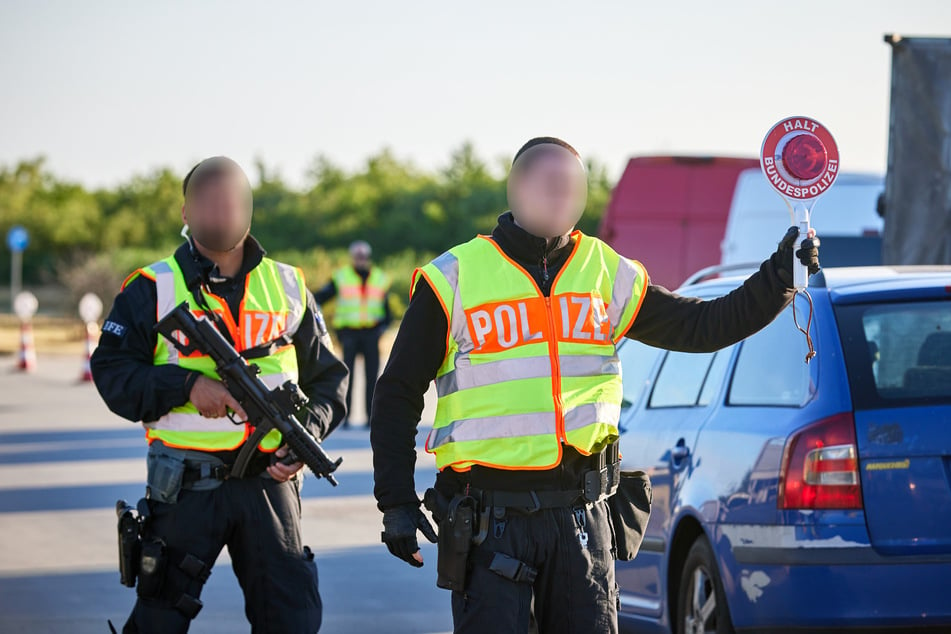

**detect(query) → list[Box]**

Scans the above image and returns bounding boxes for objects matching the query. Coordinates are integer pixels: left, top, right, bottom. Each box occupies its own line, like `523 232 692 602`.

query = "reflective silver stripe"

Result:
153 261 176 319
435 354 619 396
563 402 622 432
436 355 547 394
563 355 620 378
431 252 473 353
257 371 297 389
427 411 555 449
146 372 296 431
145 412 243 433
273 262 305 337
151 261 178 364
608 257 641 331
431 251 459 292
427 401 620 449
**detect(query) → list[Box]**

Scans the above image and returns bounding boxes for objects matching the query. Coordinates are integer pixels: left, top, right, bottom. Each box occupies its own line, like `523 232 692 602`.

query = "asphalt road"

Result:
0 354 452 634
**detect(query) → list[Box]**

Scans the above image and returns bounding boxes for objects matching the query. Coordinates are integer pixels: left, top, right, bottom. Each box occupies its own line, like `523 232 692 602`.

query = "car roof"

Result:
817 265 951 304
676 265 951 304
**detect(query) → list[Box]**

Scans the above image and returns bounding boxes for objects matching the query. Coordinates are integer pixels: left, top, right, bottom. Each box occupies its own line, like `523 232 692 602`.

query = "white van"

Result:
720 168 884 268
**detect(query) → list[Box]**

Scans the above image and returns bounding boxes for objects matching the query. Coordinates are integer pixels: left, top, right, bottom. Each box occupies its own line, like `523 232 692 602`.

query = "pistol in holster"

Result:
114 498 206 619
116 498 168 593
425 489 487 592
116 499 147 587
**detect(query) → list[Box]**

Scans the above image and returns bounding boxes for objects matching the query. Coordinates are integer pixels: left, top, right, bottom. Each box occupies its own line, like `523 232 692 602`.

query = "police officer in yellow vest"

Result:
314 240 391 428
370 138 821 633
91 157 348 634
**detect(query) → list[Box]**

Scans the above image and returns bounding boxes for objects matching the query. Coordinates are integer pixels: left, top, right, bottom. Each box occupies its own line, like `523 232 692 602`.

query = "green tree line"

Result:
0 143 615 315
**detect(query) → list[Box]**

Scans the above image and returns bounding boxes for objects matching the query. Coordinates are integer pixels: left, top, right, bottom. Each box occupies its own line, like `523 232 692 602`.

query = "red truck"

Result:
598 156 759 289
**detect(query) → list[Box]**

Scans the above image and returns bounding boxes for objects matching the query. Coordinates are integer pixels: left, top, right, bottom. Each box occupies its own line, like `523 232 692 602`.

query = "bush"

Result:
55 253 125 310
1 144 616 317
270 246 436 320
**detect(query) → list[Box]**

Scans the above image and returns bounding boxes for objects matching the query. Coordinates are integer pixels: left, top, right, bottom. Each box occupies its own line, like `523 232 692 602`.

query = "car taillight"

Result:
782 133 827 181
778 412 863 510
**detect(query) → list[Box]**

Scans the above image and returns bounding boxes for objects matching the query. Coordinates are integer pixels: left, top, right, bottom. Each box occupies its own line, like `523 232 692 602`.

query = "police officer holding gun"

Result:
91 156 348 633
370 137 821 633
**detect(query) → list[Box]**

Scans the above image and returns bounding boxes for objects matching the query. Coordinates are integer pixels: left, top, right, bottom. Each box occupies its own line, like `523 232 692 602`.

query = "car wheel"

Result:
675 536 734 634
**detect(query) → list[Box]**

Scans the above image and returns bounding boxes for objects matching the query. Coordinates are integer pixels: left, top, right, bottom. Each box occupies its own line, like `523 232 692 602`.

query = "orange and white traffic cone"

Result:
17 321 37 372
79 321 98 382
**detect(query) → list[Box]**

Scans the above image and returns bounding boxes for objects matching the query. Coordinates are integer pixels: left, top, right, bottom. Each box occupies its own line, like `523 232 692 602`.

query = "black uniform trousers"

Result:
337 326 381 422
123 475 321 634
451 500 617 634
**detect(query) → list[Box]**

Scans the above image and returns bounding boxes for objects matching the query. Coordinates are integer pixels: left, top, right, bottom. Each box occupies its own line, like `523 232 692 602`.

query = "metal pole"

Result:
11 250 22 312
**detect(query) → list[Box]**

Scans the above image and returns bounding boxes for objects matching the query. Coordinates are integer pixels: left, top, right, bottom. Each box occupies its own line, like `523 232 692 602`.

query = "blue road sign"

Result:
6 226 29 252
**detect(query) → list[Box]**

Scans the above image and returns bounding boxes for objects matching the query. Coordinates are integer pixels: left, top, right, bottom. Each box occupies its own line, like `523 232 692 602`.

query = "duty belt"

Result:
472 443 621 513
182 463 231 487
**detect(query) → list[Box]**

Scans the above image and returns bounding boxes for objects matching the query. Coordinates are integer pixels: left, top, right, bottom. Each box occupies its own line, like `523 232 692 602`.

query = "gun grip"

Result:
273 449 300 466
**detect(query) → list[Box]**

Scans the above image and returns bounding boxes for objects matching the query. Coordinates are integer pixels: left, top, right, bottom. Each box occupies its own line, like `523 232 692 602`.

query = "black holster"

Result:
583 441 621 503
608 470 652 561
116 500 142 588
113 497 207 619
136 537 168 598
434 493 478 592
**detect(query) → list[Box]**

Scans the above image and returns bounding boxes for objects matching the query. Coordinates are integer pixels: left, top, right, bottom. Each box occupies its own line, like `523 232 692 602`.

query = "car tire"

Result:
675 536 734 634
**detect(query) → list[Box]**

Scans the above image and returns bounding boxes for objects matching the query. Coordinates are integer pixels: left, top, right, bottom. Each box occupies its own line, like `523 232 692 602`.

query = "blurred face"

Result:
184 172 253 253
351 249 371 268
507 145 588 239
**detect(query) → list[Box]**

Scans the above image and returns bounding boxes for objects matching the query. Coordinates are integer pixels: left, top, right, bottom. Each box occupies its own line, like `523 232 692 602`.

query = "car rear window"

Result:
836 300 951 408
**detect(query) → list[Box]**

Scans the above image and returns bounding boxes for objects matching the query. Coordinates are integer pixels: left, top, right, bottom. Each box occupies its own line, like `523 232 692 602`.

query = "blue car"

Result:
615 265 951 633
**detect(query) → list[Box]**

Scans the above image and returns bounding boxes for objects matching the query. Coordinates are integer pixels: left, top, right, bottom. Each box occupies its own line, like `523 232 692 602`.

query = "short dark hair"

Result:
512 137 580 166
182 156 249 198
182 163 200 196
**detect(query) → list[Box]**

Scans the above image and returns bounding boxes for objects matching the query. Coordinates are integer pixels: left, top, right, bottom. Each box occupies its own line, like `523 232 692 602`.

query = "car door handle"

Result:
671 441 690 461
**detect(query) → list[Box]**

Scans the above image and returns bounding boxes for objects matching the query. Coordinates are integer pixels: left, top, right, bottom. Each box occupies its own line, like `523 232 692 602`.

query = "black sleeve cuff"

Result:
182 371 201 403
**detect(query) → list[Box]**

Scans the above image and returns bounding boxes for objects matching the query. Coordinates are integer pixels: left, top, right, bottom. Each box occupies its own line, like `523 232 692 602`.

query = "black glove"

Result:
771 226 822 288
381 503 438 568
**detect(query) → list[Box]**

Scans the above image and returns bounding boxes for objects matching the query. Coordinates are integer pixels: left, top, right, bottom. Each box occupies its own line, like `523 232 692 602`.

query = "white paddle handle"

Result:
793 202 811 290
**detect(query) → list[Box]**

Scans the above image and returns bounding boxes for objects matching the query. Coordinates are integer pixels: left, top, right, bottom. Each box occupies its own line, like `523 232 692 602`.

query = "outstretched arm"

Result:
626 227 817 352
313 280 338 305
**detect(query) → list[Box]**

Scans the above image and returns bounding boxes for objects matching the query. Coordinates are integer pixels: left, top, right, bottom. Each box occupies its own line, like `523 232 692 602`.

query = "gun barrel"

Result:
280 422 343 486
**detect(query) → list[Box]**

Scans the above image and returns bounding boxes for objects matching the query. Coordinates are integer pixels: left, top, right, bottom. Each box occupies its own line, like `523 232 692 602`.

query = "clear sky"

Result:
1 0 948 188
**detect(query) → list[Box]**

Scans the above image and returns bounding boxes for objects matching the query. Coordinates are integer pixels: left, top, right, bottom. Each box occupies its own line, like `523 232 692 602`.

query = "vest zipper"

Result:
544 296 566 444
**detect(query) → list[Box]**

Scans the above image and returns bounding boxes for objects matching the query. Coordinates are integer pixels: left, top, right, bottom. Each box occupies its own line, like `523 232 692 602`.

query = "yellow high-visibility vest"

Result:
331 266 389 329
123 255 308 452
414 232 648 472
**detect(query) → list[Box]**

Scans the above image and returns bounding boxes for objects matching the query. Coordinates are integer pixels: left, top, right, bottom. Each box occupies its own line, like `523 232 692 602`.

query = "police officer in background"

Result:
314 240 391 428
370 137 821 633
91 156 348 633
